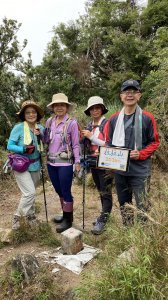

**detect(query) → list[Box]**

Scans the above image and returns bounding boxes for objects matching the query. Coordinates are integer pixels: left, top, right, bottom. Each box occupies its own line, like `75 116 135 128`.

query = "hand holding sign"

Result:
98 146 130 171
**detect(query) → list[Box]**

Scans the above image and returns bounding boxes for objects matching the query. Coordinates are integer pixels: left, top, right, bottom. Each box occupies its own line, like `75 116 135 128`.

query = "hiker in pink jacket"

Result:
44 93 80 233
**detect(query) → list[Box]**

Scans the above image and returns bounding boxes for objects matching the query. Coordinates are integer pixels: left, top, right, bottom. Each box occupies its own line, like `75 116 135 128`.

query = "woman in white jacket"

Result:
82 96 113 235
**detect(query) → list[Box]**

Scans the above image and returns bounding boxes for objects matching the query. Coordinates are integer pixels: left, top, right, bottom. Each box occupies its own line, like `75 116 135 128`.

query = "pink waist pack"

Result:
8 154 39 172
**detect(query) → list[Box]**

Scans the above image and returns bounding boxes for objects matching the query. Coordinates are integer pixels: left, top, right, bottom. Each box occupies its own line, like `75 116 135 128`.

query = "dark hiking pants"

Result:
115 174 150 225
91 168 113 214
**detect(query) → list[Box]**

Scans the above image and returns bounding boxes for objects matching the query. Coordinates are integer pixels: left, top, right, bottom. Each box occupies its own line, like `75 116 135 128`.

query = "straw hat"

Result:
16 100 44 121
47 93 74 110
84 96 108 116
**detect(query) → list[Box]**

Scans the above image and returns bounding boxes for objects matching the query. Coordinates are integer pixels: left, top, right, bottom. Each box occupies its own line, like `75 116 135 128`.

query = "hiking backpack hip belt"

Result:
47 152 73 163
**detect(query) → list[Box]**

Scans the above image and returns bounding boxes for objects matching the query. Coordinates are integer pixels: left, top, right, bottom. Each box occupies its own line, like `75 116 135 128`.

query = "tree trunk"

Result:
1 110 12 128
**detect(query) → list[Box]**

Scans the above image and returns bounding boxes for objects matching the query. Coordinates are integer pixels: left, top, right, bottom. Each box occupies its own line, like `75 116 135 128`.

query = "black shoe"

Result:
56 219 72 233
52 215 63 224
56 211 73 233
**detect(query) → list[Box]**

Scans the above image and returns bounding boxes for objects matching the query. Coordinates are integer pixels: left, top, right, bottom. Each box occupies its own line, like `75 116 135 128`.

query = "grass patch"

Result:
86 173 96 188
31 269 63 300
0 269 24 296
75 199 168 300
0 266 62 300
35 200 42 214
75 171 168 300
10 220 60 248
37 222 60 247
0 240 5 249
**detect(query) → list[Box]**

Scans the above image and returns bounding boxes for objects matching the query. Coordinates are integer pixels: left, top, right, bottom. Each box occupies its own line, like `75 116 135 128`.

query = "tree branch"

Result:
1 110 12 128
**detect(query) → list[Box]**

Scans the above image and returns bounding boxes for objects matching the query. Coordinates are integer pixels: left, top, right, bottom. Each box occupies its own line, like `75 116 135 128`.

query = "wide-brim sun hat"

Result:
47 93 74 111
16 100 44 121
84 96 108 116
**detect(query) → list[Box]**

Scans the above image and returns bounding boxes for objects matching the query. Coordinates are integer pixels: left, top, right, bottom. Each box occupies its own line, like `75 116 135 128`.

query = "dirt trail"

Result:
1 167 165 297
0 175 119 297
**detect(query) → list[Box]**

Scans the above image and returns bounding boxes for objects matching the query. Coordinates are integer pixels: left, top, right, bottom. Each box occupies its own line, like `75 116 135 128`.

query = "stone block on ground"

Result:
11 254 40 283
61 227 83 255
0 228 12 243
114 246 137 267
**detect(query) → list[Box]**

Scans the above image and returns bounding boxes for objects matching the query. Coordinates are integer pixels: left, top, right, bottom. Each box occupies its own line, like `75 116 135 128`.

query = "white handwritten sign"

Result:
98 146 130 171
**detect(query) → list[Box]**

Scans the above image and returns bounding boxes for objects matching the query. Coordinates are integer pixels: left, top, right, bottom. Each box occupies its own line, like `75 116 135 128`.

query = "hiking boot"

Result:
52 215 63 224
92 218 100 226
26 214 39 226
12 216 20 230
91 213 109 235
53 212 74 224
91 221 106 235
93 212 110 224
137 213 148 224
56 212 73 233
92 214 103 226
120 206 134 226
27 214 36 221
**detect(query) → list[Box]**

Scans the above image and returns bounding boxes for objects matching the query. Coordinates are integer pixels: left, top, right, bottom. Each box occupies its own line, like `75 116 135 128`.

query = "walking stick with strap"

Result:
82 138 87 230
37 135 48 223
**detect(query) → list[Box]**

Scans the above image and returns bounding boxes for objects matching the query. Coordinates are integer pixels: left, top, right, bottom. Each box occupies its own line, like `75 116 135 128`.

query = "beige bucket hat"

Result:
16 100 44 121
47 93 74 110
84 96 108 116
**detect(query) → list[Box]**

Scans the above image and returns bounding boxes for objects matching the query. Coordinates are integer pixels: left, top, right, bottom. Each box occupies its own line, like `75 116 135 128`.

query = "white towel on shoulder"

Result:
112 108 125 147
112 105 142 150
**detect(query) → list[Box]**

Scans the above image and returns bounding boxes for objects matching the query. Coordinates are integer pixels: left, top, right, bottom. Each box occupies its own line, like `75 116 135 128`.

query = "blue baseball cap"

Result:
121 79 141 92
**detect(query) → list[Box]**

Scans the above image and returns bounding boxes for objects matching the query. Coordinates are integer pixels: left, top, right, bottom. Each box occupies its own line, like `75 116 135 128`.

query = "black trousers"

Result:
91 168 113 214
115 174 150 224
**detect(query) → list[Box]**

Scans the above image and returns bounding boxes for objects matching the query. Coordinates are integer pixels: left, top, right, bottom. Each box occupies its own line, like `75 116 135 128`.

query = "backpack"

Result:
44 117 82 149
83 118 108 154
87 118 108 139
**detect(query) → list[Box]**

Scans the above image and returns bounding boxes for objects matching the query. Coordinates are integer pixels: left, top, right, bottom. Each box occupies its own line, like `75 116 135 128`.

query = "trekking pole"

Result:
82 138 87 230
37 135 48 223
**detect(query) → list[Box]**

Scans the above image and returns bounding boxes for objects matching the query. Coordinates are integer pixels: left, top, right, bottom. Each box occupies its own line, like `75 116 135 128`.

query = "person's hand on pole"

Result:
75 162 80 172
82 129 93 139
34 128 41 136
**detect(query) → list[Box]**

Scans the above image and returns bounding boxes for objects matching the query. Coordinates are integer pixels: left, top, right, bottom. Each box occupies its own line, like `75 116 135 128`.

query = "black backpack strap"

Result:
86 118 107 136
124 114 134 130
99 118 108 138
86 121 93 131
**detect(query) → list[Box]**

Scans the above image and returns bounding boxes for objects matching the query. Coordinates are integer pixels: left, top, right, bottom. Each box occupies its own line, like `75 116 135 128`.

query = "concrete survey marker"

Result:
61 227 83 255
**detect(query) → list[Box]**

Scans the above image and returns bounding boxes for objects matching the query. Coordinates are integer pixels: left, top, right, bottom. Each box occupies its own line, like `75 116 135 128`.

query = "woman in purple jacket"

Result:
45 93 80 233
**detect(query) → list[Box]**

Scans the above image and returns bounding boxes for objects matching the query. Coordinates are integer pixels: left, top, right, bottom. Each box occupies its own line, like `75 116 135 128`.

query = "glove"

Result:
24 145 35 154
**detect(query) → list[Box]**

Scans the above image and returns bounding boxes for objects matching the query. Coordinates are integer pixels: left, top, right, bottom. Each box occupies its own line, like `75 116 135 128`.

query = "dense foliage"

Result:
0 0 168 165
